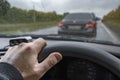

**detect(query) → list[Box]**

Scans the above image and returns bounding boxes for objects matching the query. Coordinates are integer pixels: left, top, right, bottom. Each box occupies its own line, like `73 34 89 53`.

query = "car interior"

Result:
0 0 120 80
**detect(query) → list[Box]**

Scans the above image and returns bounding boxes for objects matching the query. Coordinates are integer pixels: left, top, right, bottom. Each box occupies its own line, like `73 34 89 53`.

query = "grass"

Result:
0 21 57 34
104 20 120 40
106 20 120 27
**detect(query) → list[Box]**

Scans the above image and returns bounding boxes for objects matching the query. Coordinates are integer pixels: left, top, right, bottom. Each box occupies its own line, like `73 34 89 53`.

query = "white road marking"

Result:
100 22 118 41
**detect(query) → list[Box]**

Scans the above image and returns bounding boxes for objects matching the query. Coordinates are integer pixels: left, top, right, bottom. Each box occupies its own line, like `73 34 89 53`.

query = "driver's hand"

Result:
0 38 62 80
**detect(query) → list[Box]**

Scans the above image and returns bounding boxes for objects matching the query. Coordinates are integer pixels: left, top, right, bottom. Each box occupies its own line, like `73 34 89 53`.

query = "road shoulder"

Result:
103 22 120 41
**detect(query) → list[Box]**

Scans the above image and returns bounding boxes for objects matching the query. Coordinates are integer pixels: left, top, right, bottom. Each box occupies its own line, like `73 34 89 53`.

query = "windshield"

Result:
0 0 120 45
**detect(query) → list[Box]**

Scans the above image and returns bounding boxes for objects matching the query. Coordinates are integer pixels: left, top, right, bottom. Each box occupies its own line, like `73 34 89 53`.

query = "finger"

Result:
6 45 18 53
18 42 27 47
36 52 62 78
1 46 18 61
32 38 47 53
7 47 13 52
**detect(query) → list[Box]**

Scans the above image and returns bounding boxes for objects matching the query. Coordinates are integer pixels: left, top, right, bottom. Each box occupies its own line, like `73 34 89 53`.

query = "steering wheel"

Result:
38 43 120 78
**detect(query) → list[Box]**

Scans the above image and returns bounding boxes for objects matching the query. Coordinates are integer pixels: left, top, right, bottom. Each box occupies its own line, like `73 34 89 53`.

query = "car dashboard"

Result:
41 57 119 80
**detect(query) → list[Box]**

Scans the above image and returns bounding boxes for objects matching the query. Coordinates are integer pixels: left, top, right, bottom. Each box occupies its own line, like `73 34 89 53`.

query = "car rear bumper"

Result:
58 28 96 36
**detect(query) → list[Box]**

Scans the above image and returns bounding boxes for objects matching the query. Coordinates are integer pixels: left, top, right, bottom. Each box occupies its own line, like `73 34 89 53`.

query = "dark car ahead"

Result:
58 13 97 36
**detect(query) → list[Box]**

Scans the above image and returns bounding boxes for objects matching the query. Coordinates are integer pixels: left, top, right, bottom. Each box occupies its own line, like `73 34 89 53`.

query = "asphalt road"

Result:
29 21 119 42
96 21 118 42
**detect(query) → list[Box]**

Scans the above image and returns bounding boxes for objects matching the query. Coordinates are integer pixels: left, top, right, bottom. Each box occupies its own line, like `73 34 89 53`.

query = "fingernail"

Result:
53 52 62 62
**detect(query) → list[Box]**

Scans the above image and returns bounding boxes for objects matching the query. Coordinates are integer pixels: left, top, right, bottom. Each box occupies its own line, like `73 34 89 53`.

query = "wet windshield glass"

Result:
0 0 120 45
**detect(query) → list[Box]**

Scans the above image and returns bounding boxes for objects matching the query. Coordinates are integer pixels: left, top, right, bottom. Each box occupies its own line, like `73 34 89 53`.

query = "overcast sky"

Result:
8 0 120 18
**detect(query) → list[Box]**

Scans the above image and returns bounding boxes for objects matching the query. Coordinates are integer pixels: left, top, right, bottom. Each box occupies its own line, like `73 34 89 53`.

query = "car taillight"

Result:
85 23 95 28
58 22 64 28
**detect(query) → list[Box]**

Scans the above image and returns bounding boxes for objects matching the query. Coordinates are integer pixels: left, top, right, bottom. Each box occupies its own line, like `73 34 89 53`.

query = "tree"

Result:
63 12 69 17
0 6 64 23
0 0 10 16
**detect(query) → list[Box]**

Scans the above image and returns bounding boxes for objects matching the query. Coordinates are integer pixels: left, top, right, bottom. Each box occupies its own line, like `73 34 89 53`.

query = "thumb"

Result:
36 52 62 78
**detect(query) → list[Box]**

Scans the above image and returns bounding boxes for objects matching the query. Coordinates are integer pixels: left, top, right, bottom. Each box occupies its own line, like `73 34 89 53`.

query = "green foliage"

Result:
0 7 63 23
0 0 10 16
103 5 120 21
103 5 120 27
0 21 57 34
63 12 69 17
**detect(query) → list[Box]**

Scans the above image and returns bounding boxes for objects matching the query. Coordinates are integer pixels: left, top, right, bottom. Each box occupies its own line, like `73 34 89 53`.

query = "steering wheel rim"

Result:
38 43 120 78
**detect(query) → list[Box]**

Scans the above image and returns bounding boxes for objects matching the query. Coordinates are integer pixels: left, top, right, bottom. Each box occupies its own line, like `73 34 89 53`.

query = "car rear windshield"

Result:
64 13 93 20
